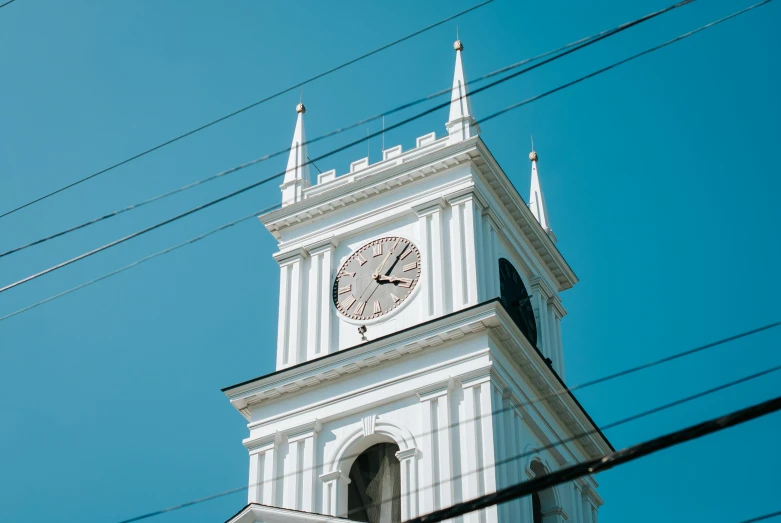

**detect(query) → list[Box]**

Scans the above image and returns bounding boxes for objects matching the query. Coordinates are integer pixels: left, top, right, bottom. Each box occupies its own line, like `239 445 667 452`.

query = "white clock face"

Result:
333 236 422 321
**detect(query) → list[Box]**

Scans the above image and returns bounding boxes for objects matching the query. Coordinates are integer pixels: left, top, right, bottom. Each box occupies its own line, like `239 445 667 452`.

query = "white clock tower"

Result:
223 41 611 523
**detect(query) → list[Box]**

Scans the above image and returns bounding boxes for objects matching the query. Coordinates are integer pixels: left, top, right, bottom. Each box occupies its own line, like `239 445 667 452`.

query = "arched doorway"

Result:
347 443 402 523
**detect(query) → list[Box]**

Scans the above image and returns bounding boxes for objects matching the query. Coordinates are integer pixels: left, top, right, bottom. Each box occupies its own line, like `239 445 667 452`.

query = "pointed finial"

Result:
529 135 538 161
296 102 306 114
446 36 478 143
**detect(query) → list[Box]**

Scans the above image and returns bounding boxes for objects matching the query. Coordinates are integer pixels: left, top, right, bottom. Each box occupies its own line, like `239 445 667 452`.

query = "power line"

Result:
110 363 781 523
740 511 781 523
480 0 774 125
0 0 685 261
0 0 695 295
407 395 781 523
342 363 781 521
0 204 279 323
0 0 495 220
0 0 18 9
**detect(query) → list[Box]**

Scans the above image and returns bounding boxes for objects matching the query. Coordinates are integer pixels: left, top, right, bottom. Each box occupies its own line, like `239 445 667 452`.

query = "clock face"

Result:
498 258 538 346
333 236 422 321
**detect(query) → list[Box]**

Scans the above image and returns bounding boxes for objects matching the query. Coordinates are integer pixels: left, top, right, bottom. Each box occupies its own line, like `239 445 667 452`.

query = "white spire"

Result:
280 102 311 207
528 145 557 243
446 39 480 144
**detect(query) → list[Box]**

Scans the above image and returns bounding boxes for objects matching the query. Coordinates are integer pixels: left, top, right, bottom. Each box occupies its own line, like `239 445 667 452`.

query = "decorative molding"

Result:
305 236 339 256
362 415 377 437
444 185 487 210
412 197 446 217
273 247 308 266
395 447 421 461
319 470 350 483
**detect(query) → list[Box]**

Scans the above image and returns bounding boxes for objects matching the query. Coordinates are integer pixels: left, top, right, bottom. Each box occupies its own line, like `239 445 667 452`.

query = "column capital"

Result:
413 197 446 217
304 236 339 256
529 276 556 300
395 447 421 461
444 187 487 210
273 246 308 266
319 469 350 483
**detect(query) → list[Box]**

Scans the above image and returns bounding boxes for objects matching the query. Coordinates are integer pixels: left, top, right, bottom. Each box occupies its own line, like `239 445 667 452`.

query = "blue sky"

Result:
1 0 779 522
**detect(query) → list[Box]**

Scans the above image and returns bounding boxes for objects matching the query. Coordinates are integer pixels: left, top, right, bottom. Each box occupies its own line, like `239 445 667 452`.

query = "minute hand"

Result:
373 250 394 280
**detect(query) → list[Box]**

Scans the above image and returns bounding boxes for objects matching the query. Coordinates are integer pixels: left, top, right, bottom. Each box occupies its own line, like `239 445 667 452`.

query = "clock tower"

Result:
223 41 611 523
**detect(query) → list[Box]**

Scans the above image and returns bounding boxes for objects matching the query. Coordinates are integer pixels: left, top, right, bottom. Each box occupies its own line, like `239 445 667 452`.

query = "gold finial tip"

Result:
529 151 538 162
296 102 306 114
453 39 464 51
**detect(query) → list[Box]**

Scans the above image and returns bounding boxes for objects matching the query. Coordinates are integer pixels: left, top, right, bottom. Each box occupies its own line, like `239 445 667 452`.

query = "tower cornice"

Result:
260 135 577 292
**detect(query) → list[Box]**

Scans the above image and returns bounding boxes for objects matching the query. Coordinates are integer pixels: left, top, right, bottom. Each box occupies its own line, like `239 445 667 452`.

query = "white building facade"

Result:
223 41 611 523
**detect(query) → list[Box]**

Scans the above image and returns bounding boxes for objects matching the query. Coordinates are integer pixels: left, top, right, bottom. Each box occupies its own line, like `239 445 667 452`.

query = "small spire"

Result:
528 143 556 243
446 38 479 144
281 102 311 206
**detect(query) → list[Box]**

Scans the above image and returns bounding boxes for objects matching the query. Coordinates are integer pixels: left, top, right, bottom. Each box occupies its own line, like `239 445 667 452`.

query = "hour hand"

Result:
376 275 401 284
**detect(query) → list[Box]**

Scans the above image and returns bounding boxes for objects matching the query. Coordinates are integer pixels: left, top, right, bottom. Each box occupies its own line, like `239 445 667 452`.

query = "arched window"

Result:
498 258 538 346
532 492 543 523
347 443 401 523
529 460 560 523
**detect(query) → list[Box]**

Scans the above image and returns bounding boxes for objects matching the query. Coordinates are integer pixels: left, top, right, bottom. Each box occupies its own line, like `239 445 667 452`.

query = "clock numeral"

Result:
397 278 413 288
390 293 401 304
399 249 413 260
338 284 352 295
353 301 366 316
356 253 367 265
372 244 383 257
373 301 381 314
342 295 356 310
342 270 355 278
391 238 401 251
402 262 417 272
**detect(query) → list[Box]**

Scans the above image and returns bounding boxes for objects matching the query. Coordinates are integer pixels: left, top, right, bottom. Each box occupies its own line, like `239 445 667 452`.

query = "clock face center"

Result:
333 236 421 321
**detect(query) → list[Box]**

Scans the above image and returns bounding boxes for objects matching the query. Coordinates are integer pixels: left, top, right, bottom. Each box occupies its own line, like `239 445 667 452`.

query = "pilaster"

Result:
446 189 486 311
275 248 308 369
305 237 338 361
319 470 351 517
414 199 446 319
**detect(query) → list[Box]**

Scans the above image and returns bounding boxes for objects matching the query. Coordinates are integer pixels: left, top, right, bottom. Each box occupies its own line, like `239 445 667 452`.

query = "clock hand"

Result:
373 239 402 280
383 243 409 277
373 251 393 280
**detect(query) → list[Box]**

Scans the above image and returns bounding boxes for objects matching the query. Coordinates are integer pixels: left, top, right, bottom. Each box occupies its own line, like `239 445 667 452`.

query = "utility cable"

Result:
0 0 695 294
740 511 781 523
111 363 781 523
406 394 781 523
0 0 691 260
480 0 774 125
0 0 18 9
339 362 781 521
0 0 495 219
0 204 280 323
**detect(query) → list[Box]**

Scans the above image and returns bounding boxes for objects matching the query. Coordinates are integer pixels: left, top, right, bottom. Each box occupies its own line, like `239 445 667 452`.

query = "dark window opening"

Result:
347 443 401 523
532 492 543 523
498 258 538 346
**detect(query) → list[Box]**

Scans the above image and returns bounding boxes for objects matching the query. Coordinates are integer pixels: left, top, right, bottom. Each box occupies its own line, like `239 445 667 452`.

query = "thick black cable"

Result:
341 362 781 520
740 511 781 523
0 17 623 260
408 395 781 523
0 0 693 294
0 0 495 220
106 331 781 522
